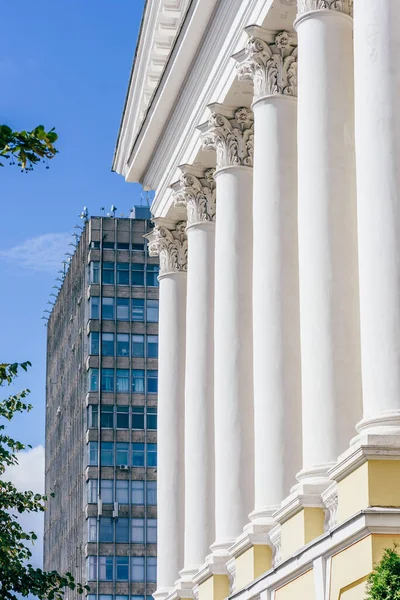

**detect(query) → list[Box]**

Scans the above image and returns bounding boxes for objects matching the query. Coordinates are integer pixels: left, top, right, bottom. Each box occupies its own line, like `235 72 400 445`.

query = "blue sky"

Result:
1 0 145 451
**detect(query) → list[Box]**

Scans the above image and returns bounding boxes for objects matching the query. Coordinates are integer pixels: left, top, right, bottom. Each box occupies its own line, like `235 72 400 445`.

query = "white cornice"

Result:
113 0 191 175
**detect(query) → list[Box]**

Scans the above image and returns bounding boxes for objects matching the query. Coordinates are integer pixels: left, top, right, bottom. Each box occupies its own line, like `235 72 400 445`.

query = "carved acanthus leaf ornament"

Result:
147 221 188 276
202 108 254 169
237 31 298 100
297 0 353 16
173 169 216 226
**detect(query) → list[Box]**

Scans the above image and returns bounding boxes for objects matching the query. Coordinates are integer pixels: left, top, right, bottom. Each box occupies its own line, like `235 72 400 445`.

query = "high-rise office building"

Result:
44 209 159 600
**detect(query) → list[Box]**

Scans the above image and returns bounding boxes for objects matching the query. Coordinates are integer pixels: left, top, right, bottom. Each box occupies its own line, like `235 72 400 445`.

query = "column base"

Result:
227 521 274 591
352 410 400 443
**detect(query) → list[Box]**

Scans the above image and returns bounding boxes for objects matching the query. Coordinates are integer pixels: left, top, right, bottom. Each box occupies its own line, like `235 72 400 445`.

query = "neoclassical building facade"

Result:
113 1 400 598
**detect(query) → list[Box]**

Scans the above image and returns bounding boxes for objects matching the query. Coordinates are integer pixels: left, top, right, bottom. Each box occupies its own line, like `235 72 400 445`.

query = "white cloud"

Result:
0 233 71 273
4 445 45 568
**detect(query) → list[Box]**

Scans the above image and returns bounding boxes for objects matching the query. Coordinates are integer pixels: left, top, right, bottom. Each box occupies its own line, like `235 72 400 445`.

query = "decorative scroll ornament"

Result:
146 221 188 276
172 168 216 227
201 108 254 169
297 0 353 16
324 493 338 531
237 31 298 100
269 526 282 568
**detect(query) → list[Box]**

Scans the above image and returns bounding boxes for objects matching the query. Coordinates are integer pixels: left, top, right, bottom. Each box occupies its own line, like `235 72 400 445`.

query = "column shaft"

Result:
296 9 361 474
354 0 400 432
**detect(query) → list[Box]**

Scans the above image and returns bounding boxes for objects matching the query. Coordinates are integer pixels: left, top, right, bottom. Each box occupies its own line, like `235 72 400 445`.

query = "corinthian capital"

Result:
236 31 298 100
172 166 216 227
200 105 254 170
145 221 188 276
297 0 353 17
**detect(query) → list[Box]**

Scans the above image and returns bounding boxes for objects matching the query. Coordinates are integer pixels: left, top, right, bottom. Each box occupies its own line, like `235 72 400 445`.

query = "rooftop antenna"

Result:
65 252 73 258
72 232 79 240
68 242 77 249
79 206 89 222
53 285 61 291
74 224 84 231
41 316 49 321
110 205 117 217
44 309 51 314
100 207 105 216
146 190 150 206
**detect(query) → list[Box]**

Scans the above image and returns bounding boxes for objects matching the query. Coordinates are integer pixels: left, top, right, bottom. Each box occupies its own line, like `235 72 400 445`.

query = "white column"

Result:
200 105 254 553
146 222 187 599
354 0 400 437
236 29 301 520
172 167 216 577
295 1 361 482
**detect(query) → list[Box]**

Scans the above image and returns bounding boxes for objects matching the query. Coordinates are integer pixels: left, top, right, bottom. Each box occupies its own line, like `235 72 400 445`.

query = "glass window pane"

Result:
117 242 130 251
146 299 159 322
132 556 145 582
116 556 129 580
116 442 129 466
132 370 145 393
147 407 157 430
146 264 159 287
101 368 114 392
117 263 130 285
132 243 144 251
88 368 98 392
88 404 98 428
99 517 113 542
132 334 144 357
132 443 145 467
147 443 157 468
146 481 157 505
102 262 115 284
88 442 98 466
132 406 145 430
87 517 97 542
147 370 158 394
117 333 130 357
102 333 114 356
101 442 114 466
116 517 129 543
87 556 97 580
116 480 129 504
90 261 100 283
100 479 114 503
132 480 144 504
103 242 115 249
116 405 129 428
132 518 144 543
117 297 129 321
146 557 157 582
87 479 98 503
116 369 129 393
99 556 113 581
90 296 99 319
146 335 158 358
102 297 115 320
100 405 114 428
132 298 144 321
147 518 157 543
90 332 99 355
131 263 145 286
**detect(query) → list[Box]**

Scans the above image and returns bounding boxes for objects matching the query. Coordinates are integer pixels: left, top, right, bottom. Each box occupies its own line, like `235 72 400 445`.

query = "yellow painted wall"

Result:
198 574 229 600
329 536 372 600
281 508 324 559
372 534 400 563
337 462 369 523
275 569 315 600
235 545 272 590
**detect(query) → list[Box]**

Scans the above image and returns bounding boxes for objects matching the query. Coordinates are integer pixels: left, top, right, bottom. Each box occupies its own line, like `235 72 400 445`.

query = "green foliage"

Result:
366 546 400 600
0 125 58 171
0 362 88 600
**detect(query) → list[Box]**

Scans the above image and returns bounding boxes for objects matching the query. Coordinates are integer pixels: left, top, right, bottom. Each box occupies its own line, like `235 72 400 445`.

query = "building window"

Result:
116 405 129 428
147 557 157 582
116 369 129 393
116 518 129 543
88 368 99 392
132 298 144 321
131 556 145 582
147 335 158 358
132 243 143 252
90 261 100 284
103 241 115 249
99 517 113 543
117 262 130 285
100 479 114 503
90 240 100 250
90 296 99 320
102 262 115 284
132 334 144 357
100 442 114 466
117 297 129 321
116 556 129 580
132 518 144 543
146 299 159 322
117 242 130 251
99 556 114 581
147 518 157 543
116 442 129 466
132 406 144 430
146 263 159 287
87 479 98 503
147 370 158 394
100 405 114 428
117 333 129 357
132 443 145 467
101 368 114 392
102 297 115 320
87 517 97 542
147 481 157 505
88 404 98 428
131 263 145 286
88 441 98 466
102 333 114 356
132 370 145 393
116 480 129 504
89 331 99 355
147 407 157 430
87 556 97 581
147 443 157 467
132 480 144 504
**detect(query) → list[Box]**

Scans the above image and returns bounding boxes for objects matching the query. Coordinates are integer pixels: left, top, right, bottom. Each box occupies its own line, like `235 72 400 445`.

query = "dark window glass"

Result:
117 263 129 285
90 332 99 355
101 333 114 356
101 368 114 392
99 556 113 580
147 370 158 394
146 299 159 322
117 242 130 251
116 442 129 466
102 262 115 284
89 368 99 392
91 261 100 283
132 443 145 467
132 334 144 357
87 479 98 503
117 298 129 321
147 481 157 505
100 479 114 503
147 407 157 430
132 298 144 321
99 517 113 542
88 442 98 466
101 442 113 466
147 443 157 467
88 404 98 428
132 243 143 251
90 241 100 250
100 405 113 428
117 334 129 357
116 406 129 428
90 296 99 319
146 264 159 287
132 370 145 393
131 263 145 286
147 335 158 358
116 369 129 393
147 557 157 582
103 242 115 250
132 406 144 430
132 480 144 504
102 297 114 320
115 518 129 543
